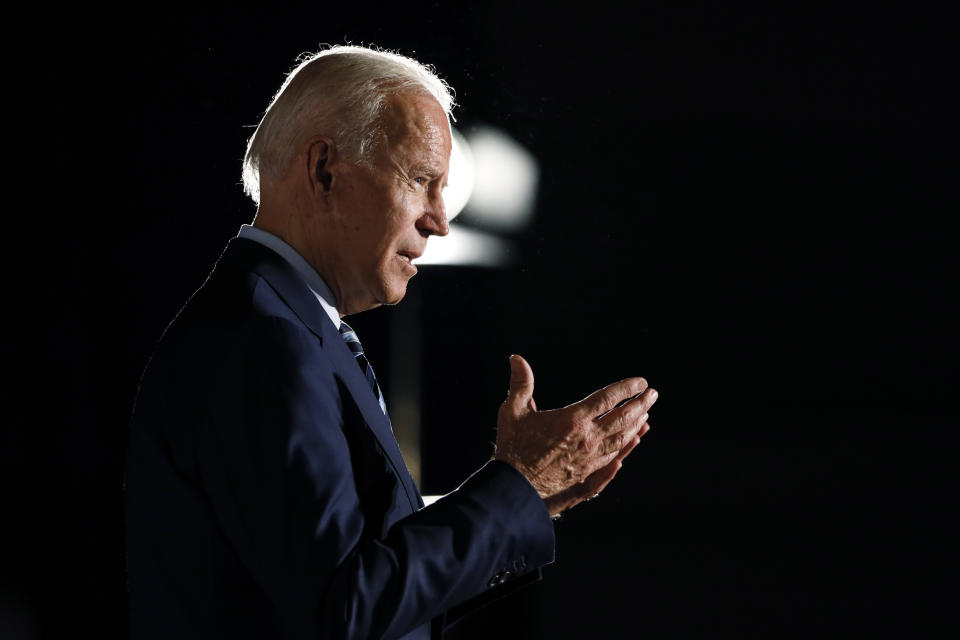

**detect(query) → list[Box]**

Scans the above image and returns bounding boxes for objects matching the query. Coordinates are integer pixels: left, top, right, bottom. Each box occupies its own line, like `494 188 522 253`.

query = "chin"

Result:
381 289 407 306
377 281 409 307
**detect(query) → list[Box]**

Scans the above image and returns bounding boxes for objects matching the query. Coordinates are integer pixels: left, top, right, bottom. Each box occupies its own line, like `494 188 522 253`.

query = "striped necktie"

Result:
338 321 387 414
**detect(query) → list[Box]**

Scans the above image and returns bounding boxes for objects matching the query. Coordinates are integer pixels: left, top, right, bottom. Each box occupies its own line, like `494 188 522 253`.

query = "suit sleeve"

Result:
196 316 555 639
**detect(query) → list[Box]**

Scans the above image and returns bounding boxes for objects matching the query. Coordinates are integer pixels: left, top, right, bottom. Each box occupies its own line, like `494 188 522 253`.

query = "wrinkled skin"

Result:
495 355 657 517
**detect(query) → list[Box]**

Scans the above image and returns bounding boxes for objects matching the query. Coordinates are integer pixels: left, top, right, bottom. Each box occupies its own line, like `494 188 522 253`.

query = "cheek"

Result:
384 198 419 241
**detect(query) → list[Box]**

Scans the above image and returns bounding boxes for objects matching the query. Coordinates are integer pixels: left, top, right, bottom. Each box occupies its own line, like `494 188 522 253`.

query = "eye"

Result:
412 177 427 186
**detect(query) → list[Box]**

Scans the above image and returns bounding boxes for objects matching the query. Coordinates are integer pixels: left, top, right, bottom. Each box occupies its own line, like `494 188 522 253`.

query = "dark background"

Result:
5 3 957 638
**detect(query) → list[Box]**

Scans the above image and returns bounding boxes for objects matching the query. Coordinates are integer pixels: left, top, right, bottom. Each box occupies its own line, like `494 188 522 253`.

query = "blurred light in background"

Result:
427 124 539 267
461 125 539 232
414 224 513 267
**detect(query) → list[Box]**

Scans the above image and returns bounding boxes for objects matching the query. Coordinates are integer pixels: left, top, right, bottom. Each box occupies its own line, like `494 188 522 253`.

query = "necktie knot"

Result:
339 321 387 414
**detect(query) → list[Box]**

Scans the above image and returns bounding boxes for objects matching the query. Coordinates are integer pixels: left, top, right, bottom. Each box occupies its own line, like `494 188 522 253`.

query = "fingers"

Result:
600 431 625 456
619 422 651 459
505 354 536 414
596 387 657 433
584 431 644 499
551 458 621 514
638 421 651 440
583 428 647 499
600 413 647 454
616 430 643 462
580 458 621 499
545 425 650 516
579 377 649 419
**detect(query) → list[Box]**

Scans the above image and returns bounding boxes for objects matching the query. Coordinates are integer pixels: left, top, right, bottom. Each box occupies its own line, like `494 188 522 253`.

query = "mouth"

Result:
397 250 421 274
397 250 422 264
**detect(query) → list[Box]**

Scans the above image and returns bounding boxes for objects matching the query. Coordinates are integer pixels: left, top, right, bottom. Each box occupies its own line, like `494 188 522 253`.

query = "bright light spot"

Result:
443 127 475 221
415 223 513 267
463 125 539 232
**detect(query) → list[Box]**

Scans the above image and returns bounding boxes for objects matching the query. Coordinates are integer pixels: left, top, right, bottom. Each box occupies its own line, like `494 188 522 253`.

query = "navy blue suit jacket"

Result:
124 238 555 639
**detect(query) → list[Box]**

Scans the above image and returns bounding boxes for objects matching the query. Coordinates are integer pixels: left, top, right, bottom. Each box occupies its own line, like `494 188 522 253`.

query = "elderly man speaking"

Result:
124 45 658 639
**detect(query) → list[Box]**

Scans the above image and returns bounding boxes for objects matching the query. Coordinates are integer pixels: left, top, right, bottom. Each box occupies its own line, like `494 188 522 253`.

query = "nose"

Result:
418 190 449 237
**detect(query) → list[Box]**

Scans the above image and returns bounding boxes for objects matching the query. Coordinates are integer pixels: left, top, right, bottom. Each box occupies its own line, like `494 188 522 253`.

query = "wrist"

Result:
492 455 549 500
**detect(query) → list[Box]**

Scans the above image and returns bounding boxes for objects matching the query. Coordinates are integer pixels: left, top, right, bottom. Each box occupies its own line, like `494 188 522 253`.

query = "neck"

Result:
251 206 347 315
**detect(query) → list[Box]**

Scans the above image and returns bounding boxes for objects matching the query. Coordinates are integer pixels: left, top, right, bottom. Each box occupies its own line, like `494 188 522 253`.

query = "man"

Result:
125 46 657 639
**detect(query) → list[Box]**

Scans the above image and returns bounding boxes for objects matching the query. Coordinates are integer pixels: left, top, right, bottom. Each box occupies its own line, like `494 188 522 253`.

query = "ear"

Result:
306 136 336 197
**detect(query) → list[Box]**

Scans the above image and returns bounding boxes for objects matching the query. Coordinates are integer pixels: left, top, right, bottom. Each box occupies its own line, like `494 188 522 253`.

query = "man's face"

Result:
328 92 451 315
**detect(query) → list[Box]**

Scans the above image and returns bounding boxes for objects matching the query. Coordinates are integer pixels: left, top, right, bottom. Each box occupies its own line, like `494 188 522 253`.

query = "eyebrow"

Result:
409 164 441 178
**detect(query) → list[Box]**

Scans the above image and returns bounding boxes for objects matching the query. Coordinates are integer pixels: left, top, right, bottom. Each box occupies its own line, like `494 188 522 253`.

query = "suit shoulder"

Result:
157 260 305 342
139 263 335 401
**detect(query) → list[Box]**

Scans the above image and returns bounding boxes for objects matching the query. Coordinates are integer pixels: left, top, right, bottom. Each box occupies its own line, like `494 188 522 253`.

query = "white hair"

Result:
241 45 455 204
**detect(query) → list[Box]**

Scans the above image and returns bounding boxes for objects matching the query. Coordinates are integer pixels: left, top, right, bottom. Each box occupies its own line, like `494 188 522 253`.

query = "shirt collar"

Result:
237 224 341 330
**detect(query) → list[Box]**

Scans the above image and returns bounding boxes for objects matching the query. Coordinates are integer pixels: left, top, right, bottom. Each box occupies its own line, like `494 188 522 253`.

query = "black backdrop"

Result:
4 3 957 638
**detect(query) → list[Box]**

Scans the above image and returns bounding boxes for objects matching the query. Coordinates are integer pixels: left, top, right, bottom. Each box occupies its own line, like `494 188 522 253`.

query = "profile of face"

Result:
324 92 451 315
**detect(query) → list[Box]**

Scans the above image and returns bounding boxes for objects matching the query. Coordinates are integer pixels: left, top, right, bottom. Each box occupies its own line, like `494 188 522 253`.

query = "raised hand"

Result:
494 355 657 517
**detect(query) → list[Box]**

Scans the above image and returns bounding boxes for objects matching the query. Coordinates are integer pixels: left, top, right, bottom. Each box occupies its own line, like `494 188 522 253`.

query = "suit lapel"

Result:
326 322 422 513
220 238 422 513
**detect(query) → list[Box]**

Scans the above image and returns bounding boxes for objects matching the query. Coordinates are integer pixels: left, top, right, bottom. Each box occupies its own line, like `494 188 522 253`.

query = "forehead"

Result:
380 92 452 163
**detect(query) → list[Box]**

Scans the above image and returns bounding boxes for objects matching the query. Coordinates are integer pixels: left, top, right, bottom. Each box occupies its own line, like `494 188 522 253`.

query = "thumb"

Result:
506 354 536 413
